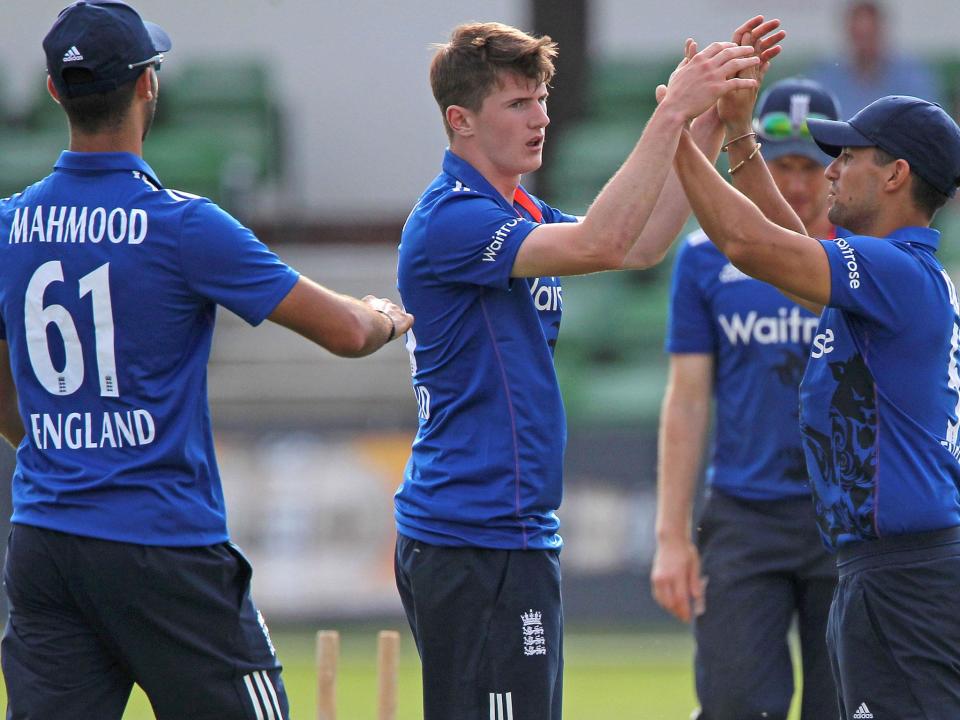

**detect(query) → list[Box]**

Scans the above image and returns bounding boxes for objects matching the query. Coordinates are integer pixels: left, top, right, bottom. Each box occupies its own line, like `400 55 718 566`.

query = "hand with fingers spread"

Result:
659 41 760 123
655 38 696 110
655 39 723 132
718 16 786 135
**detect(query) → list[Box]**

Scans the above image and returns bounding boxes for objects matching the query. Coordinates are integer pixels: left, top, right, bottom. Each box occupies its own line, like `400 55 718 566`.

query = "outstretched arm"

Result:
651 353 713 623
620 105 725 269
716 28 806 236
673 129 830 312
511 40 762 278
268 277 414 358
622 16 785 269
0 342 24 448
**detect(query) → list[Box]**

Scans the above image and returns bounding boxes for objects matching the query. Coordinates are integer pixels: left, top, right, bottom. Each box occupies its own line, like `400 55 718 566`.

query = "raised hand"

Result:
717 16 786 132
656 38 698 107
660 41 760 123
733 14 785 69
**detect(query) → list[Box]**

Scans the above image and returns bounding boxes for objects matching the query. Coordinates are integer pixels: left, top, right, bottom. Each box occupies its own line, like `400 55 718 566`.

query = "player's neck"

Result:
68 125 144 156
482 171 521 206
806 213 835 240
450 143 520 205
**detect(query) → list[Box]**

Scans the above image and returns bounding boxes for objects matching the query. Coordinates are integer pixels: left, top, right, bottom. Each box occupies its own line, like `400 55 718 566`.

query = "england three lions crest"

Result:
521 609 546 656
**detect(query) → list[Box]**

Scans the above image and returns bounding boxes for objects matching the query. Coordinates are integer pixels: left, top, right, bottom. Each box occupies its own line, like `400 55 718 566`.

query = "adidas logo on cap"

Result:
853 702 874 719
62 46 84 62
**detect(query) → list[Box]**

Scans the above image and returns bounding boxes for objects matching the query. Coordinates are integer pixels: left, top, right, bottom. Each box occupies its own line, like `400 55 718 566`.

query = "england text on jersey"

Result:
8 205 148 245
29 409 156 451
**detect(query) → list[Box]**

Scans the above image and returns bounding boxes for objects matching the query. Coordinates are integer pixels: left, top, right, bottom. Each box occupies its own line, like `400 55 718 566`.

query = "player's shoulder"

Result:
144 181 208 210
0 176 59 233
678 227 723 262
675 227 745 284
433 173 501 213
828 230 914 259
1 174 53 209
683 227 714 248
411 173 504 234
142 181 236 223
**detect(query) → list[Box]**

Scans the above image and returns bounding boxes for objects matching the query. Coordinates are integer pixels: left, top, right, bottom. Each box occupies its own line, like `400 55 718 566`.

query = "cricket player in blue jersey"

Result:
0 2 412 719
393 17 784 720
670 33 960 720
653 77 842 720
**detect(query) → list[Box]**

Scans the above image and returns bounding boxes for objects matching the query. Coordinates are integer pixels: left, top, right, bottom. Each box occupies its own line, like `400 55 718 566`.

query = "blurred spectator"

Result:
808 0 941 117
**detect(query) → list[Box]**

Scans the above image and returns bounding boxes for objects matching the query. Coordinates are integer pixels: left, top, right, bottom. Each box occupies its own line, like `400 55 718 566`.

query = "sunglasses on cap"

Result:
754 111 830 141
128 52 164 73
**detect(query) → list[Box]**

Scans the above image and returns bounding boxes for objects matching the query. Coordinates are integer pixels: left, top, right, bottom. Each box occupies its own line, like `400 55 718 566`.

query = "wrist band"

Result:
722 131 757 152
728 143 762 175
377 310 396 342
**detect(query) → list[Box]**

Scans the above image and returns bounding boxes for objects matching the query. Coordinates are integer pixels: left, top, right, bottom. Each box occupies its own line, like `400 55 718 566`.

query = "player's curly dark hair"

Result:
430 22 557 141
873 147 951 220
56 68 138 135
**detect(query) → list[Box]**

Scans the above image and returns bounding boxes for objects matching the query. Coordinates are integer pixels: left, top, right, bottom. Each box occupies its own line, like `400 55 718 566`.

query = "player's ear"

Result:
885 158 911 193
47 75 62 105
446 105 474 138
135 68 156 100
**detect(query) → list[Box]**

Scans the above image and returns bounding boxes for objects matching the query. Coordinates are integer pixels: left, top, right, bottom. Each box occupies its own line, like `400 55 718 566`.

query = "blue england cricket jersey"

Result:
667 229 822 500
395 150 577 550
0 152 299 545
800 227 960 551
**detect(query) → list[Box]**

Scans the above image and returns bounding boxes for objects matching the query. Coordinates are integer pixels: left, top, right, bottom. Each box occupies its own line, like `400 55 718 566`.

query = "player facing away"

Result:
393 17 783 720
0 2 412 719
670 31 960 720
652 77 841 720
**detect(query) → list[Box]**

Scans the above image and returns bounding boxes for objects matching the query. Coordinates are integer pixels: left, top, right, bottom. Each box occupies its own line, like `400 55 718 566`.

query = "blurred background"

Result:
2 1 960 713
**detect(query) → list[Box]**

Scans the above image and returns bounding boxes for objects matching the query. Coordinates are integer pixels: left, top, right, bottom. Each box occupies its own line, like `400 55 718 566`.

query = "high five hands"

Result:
655 16 785 123
717 16 786 131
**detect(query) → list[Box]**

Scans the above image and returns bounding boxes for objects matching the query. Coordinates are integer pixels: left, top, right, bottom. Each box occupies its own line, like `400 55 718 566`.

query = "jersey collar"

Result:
887 226 940 252
441 149 540 221
54 151 163 189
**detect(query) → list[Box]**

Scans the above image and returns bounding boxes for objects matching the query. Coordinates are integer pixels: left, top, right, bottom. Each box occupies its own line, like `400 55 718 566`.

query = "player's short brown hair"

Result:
430 22 557 140
57 68 138 134
873 147 951 220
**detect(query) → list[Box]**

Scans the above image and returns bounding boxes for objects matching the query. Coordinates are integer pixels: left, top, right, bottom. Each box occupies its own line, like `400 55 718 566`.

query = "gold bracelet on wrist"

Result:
728 143 762 175
722 131 757 153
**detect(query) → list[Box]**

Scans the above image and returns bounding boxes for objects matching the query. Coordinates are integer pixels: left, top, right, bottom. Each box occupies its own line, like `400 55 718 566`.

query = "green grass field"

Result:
2 627 806 718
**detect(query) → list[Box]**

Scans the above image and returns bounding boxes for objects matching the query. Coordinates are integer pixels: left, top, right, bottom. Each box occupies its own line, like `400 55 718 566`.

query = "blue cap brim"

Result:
144 21 171 53
807 118 873 158
763 138 832 166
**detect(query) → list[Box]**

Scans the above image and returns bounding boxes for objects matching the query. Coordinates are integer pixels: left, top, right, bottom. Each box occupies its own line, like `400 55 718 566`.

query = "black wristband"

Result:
377 310 396 342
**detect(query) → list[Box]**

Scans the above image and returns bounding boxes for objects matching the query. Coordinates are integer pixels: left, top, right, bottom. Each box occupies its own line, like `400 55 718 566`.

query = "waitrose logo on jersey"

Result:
8 205 147 245
718 306 819 346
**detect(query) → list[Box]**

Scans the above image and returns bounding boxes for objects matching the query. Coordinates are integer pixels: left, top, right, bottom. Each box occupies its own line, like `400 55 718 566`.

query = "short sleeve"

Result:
665 235 715 353
539 203 579 225
178 200 300 326
822 235 922 331
424 193 538 289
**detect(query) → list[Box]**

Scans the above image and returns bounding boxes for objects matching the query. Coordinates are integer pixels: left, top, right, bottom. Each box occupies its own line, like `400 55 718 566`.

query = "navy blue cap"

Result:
43 1 171 98
753 77 841 165
807 95 960 197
